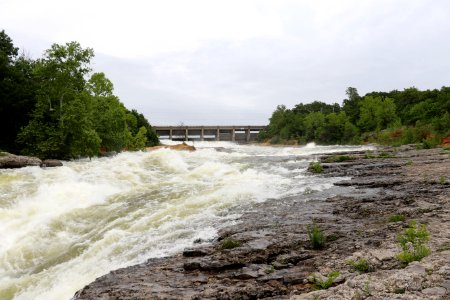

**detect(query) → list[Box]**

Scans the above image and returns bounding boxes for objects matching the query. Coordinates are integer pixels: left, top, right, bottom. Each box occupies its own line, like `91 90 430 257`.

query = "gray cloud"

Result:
5 0 450 125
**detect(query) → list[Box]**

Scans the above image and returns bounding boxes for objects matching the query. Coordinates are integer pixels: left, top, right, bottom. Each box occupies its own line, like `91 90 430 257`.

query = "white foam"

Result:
0 142 370 300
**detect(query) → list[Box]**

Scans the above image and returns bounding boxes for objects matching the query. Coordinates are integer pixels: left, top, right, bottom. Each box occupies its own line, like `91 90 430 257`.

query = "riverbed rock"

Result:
41 159 63 167
147 143 196 152
0 153 42 169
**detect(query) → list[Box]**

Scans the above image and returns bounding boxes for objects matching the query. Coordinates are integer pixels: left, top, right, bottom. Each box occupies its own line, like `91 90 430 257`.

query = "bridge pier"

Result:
231 128 235 142
245 128 250 142
216 128 220 141
200 128 204 141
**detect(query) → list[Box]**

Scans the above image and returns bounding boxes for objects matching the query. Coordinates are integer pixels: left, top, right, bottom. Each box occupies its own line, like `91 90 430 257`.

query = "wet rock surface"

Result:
74 147 450 300
0 153 42 168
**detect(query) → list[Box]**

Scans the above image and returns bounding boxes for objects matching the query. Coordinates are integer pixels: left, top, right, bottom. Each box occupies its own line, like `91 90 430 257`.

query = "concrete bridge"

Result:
153 125 267 142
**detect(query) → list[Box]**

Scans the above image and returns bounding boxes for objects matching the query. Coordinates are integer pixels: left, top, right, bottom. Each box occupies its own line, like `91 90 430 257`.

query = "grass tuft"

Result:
220 238 241 250
388 214 406 222
348 258 371 273
309 271 340 290
307 223 326 249
308 161 323 174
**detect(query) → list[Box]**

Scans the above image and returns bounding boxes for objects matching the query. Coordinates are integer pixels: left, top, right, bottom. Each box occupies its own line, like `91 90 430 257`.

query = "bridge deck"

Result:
153 125 267 142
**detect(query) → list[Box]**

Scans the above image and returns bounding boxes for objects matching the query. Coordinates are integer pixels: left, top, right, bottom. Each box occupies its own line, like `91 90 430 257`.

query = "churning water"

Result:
0 142 372 299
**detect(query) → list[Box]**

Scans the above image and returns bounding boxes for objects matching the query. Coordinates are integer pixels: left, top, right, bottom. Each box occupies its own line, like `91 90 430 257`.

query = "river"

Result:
0 142 372 299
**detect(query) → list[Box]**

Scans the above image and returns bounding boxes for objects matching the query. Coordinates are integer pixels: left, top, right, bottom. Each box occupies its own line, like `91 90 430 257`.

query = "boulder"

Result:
0 153 42 169
147 143 196 152
41 159 63 168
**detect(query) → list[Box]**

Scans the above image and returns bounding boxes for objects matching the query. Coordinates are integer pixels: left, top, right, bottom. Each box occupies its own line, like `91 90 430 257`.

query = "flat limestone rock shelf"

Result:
73 147 450 300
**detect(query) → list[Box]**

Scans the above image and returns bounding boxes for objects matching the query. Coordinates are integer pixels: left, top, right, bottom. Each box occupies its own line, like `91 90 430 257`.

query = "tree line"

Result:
259 86 450 147
0 30 159 159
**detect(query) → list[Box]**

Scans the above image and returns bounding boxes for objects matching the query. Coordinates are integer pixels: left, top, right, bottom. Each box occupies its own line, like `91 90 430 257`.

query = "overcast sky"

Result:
2 0 450 125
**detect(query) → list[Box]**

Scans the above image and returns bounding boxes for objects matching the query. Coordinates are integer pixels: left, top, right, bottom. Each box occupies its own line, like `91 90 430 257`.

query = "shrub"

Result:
307 223 326 249
309 271 340 290
348 258 371 273
397 221 430 264
388 214 406 222
220 238 241 250
309 161 323 173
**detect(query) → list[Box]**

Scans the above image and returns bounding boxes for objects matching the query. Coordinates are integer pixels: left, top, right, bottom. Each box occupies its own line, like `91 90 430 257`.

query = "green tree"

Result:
128 109 159 146
357 96 397 132
127 126 147 150
342 87 361 123
303 112 325 142
18 42 96 158
0 31 38 152
91 96 129 152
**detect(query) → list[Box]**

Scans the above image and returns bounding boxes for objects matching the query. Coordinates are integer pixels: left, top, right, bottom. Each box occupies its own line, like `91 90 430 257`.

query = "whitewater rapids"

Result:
0 142 372 299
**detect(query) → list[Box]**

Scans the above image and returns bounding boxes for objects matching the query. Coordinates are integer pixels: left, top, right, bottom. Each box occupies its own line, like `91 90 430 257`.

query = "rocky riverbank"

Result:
73 146 450 300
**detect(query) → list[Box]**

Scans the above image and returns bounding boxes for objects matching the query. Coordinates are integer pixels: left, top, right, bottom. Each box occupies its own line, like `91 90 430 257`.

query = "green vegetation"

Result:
388 214 406 222
0 30 158 158
220 238 241 250
307 223 326 249
405 160 413 166
348 258 371 273
397 221 430 264
309 271 340 290
265 265 275 274
439 176 446 185
378 152 394 158
308 161 324 174
393 287 406 294
259 86 450 147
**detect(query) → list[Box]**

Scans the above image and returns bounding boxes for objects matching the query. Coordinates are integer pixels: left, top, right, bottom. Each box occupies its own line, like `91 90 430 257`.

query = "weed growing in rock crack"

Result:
378 152 394 158
309 161 323 174
364 151 375 159
309 271 340 290
397 221 430 264
439 176 446 184
307 223 326 249
363 280 372 297
353 290 363 300
265 265 275 274
220 238 241 250
388 214 406 222
393 287 406 294
348 258 371 273
405 160 413 166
